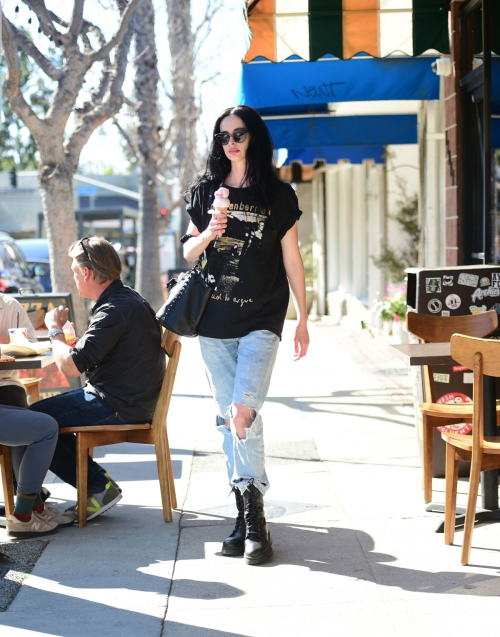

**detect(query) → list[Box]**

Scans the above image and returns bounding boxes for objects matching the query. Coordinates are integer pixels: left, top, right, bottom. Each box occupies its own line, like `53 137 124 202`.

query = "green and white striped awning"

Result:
244 0 450 62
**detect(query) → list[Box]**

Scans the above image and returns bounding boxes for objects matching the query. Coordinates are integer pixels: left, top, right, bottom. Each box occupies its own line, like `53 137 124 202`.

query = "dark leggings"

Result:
0 385 29 408
0 405 58 494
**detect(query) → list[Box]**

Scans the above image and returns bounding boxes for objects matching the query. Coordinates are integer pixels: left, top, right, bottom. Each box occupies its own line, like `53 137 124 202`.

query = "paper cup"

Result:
8 328 28 343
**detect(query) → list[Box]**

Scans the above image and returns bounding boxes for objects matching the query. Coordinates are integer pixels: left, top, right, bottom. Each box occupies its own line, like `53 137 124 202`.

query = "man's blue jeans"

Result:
30 389 125 493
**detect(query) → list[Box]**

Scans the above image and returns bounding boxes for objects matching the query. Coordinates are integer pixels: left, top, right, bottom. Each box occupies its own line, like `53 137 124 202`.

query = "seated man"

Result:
0 293 37 408
30 237 165 521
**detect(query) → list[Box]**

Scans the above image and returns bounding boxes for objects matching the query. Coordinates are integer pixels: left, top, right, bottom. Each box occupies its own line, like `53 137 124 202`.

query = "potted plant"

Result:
373 285 407 341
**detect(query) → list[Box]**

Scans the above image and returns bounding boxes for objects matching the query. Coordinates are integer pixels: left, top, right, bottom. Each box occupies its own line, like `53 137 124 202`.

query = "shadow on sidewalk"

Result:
180 511 500 596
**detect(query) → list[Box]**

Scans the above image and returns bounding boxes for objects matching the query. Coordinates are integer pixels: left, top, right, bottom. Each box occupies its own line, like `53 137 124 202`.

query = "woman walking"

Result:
183 105 309 565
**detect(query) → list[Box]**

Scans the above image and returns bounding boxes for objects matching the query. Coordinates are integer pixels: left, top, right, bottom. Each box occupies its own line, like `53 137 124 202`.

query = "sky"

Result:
2 0 249 173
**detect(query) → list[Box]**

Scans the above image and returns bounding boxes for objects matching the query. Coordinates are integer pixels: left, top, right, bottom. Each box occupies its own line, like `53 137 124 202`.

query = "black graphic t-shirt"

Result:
186 180 302 339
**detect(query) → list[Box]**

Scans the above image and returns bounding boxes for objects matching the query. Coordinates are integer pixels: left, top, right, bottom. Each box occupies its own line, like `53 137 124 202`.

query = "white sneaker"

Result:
7 512 59 538
38 504 75 528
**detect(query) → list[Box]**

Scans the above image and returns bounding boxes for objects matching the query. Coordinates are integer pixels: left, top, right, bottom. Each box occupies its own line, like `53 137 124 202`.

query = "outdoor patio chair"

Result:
442 334 500 565
0 444 14 518
406 310 500 504
60 329 182 527
19 309 47 404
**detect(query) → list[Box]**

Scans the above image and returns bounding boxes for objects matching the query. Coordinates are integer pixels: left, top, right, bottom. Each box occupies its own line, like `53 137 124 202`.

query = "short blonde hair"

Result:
69 236 122 284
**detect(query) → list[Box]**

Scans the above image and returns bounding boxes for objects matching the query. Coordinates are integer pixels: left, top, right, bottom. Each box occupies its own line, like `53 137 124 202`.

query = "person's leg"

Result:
0 385 29 408
30 389 125 492
0 406 60 537
230 330 280 496
228 330 280 565
1 406 57 496
199 336 239 489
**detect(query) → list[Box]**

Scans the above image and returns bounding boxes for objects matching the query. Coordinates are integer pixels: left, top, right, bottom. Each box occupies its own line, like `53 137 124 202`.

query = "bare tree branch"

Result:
124 96 137 108
22 0 69 45
1 13 43 138
113 117 138 158
79 19 106 54
11 24 62 81
46 12 69 29
78 61 112 115
89 0 143 62
193 0 221 41
69 0 85 39
66 16 135 164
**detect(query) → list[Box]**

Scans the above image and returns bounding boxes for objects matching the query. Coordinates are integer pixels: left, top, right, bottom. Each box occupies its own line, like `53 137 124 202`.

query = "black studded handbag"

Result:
155 183 216 337
155 254 213 337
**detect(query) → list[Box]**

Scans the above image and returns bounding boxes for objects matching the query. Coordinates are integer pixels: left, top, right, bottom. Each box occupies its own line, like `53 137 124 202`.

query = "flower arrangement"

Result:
373 285 407 323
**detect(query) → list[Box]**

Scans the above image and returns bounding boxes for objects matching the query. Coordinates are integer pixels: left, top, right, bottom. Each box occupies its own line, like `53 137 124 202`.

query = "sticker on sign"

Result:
458 273 479 287
428 299 442 313
436 392 472 434
426 278 441 293
433 373 450 383
445 294 461 310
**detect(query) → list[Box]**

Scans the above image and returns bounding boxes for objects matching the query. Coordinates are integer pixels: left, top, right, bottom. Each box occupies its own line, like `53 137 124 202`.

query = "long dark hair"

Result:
185 105 279 207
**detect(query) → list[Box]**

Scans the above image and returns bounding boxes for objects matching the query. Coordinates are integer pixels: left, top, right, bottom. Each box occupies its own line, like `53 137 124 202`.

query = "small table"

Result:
0 354 54 370
391 342 500 532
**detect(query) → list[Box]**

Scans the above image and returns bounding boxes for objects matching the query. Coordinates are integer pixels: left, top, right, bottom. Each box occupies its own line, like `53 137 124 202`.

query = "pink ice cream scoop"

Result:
213 187 230 211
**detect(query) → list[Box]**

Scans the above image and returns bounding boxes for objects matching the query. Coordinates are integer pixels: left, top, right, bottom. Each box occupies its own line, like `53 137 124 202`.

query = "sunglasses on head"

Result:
79 237 93 268
214 128 248 145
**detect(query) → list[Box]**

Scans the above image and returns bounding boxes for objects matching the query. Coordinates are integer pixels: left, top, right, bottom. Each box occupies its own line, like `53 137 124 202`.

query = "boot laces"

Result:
245 487 260 534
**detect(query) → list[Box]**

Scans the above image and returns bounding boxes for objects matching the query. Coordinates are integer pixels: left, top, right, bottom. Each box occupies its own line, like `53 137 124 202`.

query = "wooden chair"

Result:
19 309 47 404
20 377 40 403
442 334 500 565
60 330 182 527
406 310 500 504
0 444 14 518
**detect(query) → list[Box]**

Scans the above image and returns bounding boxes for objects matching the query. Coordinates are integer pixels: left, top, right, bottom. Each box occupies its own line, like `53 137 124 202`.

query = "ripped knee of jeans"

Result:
216 415 232 434
230 402 256 425
230 403 261 440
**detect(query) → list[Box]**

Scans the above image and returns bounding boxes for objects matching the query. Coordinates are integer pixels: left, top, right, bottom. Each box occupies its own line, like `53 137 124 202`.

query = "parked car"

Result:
0 232 45 293
16 238 52 292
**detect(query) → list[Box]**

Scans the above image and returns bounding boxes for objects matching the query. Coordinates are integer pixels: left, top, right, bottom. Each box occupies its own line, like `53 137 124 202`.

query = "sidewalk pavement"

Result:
1 321 500 636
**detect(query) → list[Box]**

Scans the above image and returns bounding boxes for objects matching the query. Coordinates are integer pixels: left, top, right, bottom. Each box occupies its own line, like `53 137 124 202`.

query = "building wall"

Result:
0 172 139 239
294 182 313 248
311 148 419 323
385 144 421 278
0 173 53 237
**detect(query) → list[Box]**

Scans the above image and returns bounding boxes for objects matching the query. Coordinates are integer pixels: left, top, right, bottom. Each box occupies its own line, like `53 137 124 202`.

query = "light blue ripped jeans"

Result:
199 330 280 496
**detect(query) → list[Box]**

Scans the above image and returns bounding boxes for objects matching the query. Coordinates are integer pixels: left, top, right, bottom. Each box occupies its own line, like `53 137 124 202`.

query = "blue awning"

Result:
266 115 417 149
238 56 440 112
283 146 386 165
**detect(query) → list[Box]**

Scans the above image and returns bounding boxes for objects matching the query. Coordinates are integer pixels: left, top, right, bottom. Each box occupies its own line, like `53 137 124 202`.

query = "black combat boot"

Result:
243 482 272 565
222 488 246 556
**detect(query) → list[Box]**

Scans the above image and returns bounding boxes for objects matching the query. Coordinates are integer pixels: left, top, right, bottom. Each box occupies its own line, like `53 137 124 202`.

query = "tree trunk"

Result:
136 166 163 309
165 0 199 267
38 159 88 333
133 0 164 310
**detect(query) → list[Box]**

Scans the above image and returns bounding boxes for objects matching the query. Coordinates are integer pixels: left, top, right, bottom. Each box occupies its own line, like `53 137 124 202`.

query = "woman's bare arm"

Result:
281 223 310 360
183 212 228 262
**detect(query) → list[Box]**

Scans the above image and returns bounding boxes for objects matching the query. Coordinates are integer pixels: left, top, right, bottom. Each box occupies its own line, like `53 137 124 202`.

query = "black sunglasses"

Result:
79 237 93 268
214 128 248 145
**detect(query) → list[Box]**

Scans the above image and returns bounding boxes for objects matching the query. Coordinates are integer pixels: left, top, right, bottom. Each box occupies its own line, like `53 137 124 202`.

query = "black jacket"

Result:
72 280 165 422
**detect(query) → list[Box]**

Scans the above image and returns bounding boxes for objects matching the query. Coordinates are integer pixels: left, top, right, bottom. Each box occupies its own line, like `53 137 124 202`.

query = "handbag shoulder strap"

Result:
196 180 218 268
